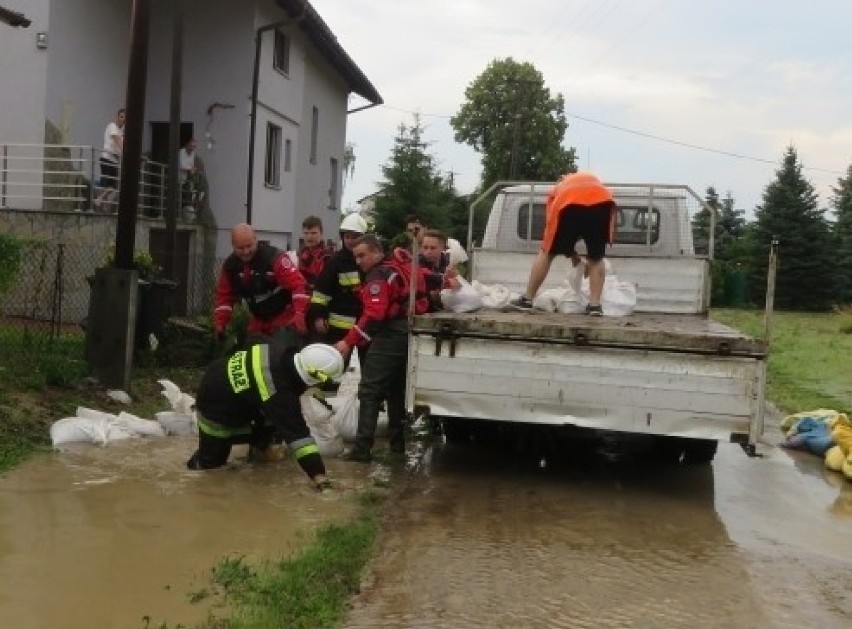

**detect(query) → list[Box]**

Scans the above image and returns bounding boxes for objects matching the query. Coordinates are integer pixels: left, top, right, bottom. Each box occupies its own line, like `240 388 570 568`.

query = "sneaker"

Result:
507 295 534 311
343 448 372 464
586 304 603 317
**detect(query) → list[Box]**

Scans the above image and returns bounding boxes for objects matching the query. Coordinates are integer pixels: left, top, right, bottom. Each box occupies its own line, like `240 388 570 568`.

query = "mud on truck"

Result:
405 182 773 464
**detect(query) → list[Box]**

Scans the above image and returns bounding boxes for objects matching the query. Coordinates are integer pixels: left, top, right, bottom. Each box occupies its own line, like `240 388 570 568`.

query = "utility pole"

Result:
507 77 535 180
165 0 184 280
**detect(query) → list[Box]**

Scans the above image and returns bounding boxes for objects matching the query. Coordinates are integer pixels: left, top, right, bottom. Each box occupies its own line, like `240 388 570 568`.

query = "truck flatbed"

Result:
411 310 767 357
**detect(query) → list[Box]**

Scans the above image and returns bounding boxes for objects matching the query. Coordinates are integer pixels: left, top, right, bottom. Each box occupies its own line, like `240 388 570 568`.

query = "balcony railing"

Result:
0 142 171 217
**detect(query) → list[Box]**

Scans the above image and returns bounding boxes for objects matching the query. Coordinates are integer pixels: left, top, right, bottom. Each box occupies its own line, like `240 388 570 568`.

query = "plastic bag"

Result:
441 277 484 313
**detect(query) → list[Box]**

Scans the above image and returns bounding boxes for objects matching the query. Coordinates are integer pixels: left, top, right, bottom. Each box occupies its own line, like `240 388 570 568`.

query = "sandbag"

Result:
301 394 344 457
441 277 484 313
156 411 196 436
473 280 511 310
446 238 468 266
50 414 136 446
115 411 166 438
782 409 847 435
783 417 835 456
844 452 852 481
832 423 852 455
158 379 196 416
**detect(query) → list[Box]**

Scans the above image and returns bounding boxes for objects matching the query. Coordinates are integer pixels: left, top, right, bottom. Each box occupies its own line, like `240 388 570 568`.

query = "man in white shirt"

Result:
179 137 200 210
95 108 125 211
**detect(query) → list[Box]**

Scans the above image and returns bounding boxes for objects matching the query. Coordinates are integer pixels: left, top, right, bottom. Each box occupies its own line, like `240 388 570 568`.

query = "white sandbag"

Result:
106 389 132 404
472 280 511 310
76 406 118 422
441 277 484 313
158 379 196 415
115 411 166 437
328 391 360 442
602 280 637 317
446 238 469 266
301 395 344 457
50 415 135 446
156 411 196 436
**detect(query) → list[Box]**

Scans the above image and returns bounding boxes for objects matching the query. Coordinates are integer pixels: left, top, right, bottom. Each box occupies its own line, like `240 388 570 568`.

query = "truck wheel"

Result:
442 419 474 445
681 439 718 465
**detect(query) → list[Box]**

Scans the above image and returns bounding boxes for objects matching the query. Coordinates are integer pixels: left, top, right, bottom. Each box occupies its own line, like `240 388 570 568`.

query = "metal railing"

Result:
0 142 169 216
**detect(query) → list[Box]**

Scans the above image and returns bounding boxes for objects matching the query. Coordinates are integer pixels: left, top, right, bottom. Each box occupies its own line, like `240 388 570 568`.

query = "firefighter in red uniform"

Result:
214 223 309 342
418 228 461 311
334 235 428 462
298 215 333 293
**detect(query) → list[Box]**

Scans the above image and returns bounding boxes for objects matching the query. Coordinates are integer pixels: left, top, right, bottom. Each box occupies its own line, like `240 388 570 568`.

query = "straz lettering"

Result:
227 351 250 393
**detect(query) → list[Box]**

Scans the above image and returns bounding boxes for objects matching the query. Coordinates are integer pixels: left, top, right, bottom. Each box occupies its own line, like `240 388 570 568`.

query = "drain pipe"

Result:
246 3 307 224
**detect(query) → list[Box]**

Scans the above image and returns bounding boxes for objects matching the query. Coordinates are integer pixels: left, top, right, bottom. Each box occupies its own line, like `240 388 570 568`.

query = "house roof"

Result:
276 0 382 106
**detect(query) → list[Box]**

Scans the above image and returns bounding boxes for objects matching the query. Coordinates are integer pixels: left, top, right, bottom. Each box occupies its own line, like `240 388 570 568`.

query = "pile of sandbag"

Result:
782 409 852 481
532 259 636 316
50 379 197 446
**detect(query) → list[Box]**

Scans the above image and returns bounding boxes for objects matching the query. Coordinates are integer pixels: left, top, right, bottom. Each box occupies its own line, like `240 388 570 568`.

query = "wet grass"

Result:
196 489 386 629
712 309 852 415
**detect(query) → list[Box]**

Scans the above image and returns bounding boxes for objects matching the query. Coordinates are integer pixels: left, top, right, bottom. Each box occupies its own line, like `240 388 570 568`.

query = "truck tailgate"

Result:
410 311 766 357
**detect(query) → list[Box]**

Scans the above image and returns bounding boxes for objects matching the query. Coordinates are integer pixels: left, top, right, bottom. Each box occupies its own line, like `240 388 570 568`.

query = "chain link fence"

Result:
0 240 222 374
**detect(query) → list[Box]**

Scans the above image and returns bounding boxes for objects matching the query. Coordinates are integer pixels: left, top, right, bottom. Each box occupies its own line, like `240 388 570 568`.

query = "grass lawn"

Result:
712 309 852 416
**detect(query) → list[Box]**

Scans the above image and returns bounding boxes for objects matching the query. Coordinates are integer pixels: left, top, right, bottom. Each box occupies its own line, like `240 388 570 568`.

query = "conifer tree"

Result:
746 146 835 310
831 163 852 304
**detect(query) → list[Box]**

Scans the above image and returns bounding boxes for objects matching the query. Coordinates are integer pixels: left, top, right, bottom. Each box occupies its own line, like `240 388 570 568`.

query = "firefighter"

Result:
334 235 428 462
187 342 345 490
308 213 369 345
298 215 333 293
213 223 309 343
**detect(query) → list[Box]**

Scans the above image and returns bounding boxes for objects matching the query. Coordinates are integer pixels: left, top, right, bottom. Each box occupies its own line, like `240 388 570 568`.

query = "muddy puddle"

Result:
0 436 371 628
345 437 852 629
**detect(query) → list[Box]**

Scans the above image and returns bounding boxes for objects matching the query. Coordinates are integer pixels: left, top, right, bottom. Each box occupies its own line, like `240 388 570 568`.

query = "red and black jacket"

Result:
343 248 428 348
214 242 307 327
298 243 333 292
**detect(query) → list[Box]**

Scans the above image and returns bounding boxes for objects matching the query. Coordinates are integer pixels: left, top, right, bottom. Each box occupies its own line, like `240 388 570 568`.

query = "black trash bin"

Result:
136 279 178 349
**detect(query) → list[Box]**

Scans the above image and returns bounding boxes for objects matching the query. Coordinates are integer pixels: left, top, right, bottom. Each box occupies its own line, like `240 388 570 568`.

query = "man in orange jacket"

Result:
508 172 616 316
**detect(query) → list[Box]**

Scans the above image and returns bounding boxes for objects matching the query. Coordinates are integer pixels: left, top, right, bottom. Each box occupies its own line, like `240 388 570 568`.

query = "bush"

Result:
0 233 23 295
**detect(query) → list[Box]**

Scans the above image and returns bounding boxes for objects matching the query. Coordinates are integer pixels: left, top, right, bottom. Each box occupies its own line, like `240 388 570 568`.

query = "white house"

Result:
0 0 382 256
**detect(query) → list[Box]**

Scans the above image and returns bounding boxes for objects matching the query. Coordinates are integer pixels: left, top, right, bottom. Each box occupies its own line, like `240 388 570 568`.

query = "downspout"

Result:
246 3 307 223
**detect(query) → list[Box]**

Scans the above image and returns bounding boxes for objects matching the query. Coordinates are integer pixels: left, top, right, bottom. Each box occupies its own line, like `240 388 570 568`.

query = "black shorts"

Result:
549 202 613 261
99 158 118 189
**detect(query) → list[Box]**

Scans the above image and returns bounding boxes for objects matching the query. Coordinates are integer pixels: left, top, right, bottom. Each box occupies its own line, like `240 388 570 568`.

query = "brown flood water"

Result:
345 437 852 629
0 437 369 628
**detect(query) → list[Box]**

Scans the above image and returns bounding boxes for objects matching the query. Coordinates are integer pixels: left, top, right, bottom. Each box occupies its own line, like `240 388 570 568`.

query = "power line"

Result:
564 110 845 175
368 103 845 177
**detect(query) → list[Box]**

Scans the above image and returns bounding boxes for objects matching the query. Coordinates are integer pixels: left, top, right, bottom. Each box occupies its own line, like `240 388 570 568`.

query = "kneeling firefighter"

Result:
187 342 345 490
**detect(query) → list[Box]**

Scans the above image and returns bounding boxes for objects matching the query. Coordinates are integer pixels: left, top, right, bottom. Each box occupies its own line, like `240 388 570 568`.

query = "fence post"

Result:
50 243 65 341
89 147 96 211
1 144 7 208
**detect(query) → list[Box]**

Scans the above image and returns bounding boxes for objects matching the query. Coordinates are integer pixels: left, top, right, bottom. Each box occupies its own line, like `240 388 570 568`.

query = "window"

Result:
284 139 292 173
264 123 282 187
614 207 660 245
517 202 547 240
329 157 339 208
273 29 290 74
309 106 319 164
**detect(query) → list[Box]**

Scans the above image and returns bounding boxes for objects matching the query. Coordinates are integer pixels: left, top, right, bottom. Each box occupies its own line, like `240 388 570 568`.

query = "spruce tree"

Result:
746 146 835 310
693 186 723 255
372 116 452 239
831 163 852 304
717 191 747 262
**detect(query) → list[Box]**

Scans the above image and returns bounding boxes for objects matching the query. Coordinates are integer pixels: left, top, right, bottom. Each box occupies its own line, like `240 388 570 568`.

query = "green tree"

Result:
832 163 852 304
451 58 577 189
692 186 723 256
372 116 453 240
716 191 747 261
745 146 835 311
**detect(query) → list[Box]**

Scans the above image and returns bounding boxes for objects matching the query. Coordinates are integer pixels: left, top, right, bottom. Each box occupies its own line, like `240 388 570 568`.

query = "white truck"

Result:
405 182 771 463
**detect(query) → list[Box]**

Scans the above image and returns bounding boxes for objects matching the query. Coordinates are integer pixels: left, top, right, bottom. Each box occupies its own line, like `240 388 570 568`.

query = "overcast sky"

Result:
311 0 852 218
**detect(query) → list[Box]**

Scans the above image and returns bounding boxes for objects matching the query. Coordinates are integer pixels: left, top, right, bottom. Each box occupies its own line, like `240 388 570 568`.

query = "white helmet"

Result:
339 213 368 234
293 344 345 386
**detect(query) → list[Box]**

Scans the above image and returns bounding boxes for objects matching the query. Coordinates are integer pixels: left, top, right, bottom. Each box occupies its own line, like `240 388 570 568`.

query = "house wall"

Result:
295 46 349 241
44 0 132 151
0 0 51 210
148 0 255 258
